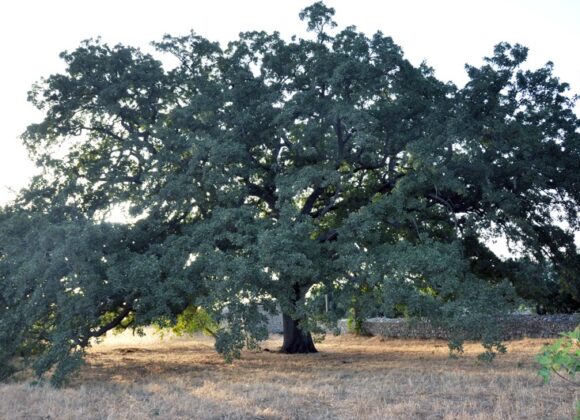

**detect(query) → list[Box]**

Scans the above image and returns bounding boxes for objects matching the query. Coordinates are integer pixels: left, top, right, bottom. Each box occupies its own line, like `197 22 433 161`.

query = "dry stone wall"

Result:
266 313 284 334
336 314 579 340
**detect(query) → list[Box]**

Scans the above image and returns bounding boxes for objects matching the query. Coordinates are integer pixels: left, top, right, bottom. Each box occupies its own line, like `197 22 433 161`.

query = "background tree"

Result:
1 2 578 384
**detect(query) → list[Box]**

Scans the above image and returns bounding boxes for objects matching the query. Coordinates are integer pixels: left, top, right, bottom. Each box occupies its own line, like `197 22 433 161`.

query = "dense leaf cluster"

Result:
1 2 578 384
537 327 580 384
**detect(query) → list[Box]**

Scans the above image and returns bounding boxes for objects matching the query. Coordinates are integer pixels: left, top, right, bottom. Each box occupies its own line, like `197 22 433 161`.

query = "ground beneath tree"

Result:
1 334 577 419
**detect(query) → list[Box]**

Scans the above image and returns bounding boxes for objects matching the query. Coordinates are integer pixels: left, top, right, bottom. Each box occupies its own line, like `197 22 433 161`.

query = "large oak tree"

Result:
1 2 578 384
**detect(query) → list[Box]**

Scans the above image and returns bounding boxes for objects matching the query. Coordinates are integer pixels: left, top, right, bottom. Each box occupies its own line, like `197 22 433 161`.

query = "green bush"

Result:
156 306 218 338
537 327 580 383
536 327 580 418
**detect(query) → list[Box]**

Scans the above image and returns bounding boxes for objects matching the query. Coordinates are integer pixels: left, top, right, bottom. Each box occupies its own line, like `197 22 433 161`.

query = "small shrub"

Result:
156 306 218 338
536 327 580 384
536 327 580 418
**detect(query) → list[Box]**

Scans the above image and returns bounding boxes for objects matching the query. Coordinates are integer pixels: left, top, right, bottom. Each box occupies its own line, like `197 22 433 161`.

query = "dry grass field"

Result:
0 332 577 419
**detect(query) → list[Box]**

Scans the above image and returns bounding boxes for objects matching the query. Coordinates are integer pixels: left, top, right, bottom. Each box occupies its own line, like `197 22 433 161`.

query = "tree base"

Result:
280 313 318 354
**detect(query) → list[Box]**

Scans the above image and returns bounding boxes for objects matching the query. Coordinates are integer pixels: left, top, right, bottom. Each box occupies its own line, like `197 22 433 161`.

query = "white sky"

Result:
0 0 579 205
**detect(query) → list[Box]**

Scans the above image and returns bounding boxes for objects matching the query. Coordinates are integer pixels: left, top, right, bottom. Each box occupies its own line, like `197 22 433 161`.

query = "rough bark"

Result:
281 313 317 353
280 284 318 353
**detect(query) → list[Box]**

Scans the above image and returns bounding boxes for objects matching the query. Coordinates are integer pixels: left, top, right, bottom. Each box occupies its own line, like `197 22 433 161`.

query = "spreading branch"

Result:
78 303 133 347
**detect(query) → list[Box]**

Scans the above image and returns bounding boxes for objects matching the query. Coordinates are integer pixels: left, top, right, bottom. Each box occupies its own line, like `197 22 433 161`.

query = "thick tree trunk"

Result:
281 313 317 353
280 284 317 353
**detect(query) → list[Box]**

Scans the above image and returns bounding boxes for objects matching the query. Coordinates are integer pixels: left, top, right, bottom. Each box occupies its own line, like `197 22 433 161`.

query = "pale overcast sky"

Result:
1 0 579 205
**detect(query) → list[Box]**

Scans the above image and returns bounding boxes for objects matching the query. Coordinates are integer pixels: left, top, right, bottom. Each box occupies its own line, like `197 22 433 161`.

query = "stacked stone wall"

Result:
335 314 579 339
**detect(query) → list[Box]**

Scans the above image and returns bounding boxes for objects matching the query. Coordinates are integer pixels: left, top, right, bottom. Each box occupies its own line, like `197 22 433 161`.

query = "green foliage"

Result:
537 327 580 384
1 2 579 384
346 308 365 335
157 306 217 337
536 328 580 419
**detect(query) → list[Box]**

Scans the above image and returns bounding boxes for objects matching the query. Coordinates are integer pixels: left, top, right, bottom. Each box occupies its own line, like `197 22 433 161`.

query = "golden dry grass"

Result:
0 333 577 419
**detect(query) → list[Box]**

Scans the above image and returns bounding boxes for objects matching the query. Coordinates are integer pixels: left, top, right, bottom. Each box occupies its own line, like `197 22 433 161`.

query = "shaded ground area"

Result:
1 334 577 419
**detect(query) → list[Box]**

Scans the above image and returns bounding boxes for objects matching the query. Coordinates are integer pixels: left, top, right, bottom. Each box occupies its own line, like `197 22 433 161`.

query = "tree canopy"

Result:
1 2 579 385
